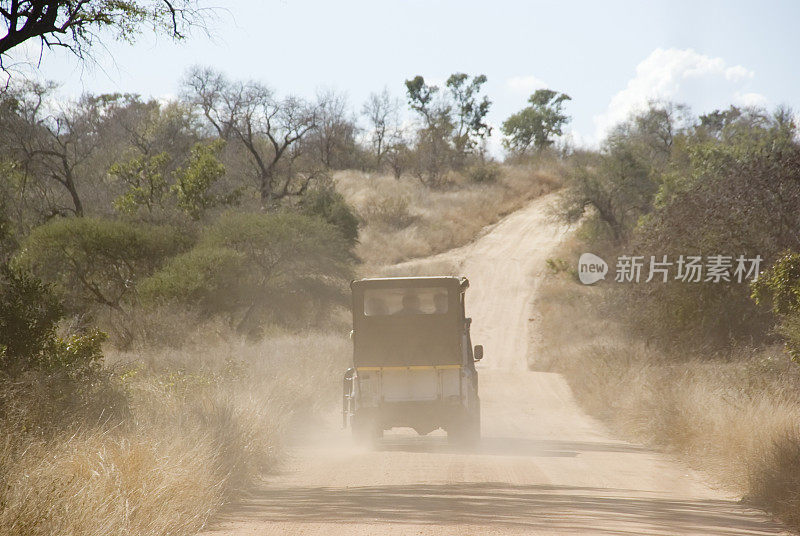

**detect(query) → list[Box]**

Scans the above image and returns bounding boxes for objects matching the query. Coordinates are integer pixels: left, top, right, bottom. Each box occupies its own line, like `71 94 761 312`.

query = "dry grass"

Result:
335 161 563 270
536 235 800 529
0 161 563 535
0 331 350 536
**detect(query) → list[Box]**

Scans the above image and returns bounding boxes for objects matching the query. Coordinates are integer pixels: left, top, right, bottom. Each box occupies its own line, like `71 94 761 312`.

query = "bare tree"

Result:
308 88 356 169
0 82 104 217
361 87 400 169
183 67 318 205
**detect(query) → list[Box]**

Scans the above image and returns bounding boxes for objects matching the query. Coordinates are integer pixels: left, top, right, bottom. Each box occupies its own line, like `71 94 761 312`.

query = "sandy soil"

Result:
202 193 791 535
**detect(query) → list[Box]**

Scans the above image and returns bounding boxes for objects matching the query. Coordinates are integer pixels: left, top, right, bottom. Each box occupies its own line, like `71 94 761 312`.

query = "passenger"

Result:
398 293 422 315
433 293 448 314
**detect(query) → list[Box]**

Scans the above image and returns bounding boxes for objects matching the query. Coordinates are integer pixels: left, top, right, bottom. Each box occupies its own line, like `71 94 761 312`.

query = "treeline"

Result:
560 101 800 356
0 68 572 356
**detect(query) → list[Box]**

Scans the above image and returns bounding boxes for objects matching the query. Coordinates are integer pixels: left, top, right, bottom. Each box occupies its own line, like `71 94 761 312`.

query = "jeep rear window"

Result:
363 287 449 316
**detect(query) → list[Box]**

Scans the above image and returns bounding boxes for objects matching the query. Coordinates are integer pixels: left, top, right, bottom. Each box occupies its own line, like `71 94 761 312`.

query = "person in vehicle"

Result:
433 293 448 314
398 293 422 314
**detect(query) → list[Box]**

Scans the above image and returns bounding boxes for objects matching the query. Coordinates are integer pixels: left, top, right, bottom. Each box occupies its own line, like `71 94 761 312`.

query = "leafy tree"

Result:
405 75 454 186
136 245 248 316
405 75 444 123
0 1 204 69
752 253 800 317
626 145 800 348
172 140 239 219
110 151 171 215
446 73 491 161
657 104 794 207
501 89 571 154
17 217 191 312
561 102 687 241
560 148 653 241
139 212 353 333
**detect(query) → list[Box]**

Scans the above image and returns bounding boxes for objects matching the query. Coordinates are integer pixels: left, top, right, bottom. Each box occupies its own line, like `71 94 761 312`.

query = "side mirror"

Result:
473 344 483 361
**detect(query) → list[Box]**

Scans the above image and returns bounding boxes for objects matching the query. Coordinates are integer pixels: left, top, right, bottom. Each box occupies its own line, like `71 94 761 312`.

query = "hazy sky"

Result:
10 0 800 152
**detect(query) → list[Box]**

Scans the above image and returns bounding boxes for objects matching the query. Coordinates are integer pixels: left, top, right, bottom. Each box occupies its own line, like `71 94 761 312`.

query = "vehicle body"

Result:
342 276 483 444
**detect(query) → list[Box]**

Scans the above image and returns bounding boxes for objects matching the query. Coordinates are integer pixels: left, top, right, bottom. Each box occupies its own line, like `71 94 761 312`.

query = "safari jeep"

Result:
342 276 483 444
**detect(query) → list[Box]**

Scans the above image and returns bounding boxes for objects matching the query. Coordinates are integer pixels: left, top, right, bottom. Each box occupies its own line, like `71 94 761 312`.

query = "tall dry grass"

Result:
335 161 563 269
1 161 563 535
0 331 350 536
536 235 800 529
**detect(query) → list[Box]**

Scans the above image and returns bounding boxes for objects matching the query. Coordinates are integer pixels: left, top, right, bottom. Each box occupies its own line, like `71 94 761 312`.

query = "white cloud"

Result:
725 65 754 82
593 48 756 142
506 75 548 94
733 91 768 107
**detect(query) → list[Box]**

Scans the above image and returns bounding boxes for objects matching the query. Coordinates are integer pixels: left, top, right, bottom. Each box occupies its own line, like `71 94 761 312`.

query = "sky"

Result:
8 0 800 154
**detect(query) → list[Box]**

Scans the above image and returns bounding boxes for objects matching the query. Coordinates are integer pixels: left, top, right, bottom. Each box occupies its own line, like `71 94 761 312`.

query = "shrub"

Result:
17 217 192 312
137 246 249 315
299 186 360 246
752 252 800 362
139 212 354 334
466 161 501 183
0 265 109 380
0 265 126 432
361 196 417 230
0 265 62 375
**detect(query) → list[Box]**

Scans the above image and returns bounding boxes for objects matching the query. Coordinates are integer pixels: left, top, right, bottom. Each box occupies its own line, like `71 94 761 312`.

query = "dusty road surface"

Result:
202 194 791 535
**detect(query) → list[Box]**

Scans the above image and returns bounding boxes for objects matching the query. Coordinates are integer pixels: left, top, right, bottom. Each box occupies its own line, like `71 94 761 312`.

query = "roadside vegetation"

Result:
0 59 562 534
540 101 800 528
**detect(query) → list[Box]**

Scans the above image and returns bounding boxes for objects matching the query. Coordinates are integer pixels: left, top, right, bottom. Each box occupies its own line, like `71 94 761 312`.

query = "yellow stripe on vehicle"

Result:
356 365 462 371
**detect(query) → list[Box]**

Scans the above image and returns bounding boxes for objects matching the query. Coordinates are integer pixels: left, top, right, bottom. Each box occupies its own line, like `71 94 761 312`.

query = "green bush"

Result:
138 212 354 334
0 266 126 429
137 246 248 314
466 161 501 183
0 266 62 376
299 186 360 245
752 252 800 362
17 217 192 312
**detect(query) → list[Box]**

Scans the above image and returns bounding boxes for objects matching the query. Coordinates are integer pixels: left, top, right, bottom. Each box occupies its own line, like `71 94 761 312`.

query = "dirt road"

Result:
203 193 790 535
